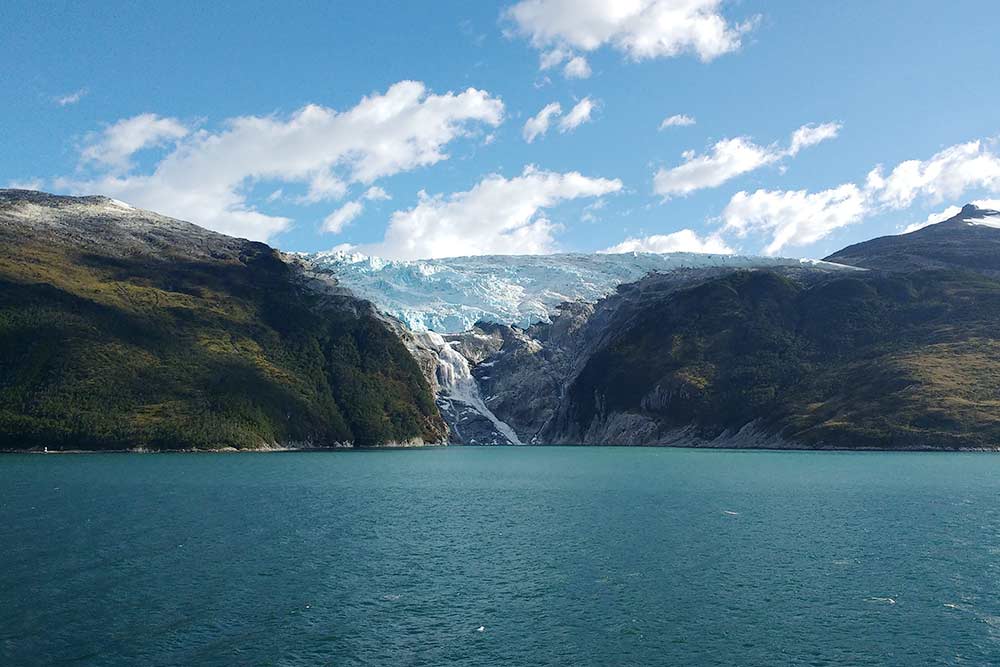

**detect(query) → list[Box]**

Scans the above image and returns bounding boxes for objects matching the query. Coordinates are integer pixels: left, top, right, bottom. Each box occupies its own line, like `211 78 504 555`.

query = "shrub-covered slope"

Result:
545 269 1000 449
0 191 444 450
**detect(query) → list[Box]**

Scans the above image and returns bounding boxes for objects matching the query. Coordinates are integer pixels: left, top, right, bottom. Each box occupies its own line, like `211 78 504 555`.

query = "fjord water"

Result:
2 449 999 666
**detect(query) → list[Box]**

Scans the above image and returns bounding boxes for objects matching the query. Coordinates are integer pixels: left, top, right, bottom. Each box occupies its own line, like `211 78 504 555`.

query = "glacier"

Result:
307 250 853 333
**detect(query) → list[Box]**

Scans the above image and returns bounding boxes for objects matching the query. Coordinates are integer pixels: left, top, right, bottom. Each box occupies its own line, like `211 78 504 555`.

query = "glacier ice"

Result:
308 250 852 333
307 251 846 333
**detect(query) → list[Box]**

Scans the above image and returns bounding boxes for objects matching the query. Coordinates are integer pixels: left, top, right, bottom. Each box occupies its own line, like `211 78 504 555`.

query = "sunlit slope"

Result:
0 191 444 450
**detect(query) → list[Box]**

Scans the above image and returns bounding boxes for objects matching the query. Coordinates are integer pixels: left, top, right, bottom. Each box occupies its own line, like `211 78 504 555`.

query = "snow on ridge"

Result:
964 209 1000 229
308 251 853 333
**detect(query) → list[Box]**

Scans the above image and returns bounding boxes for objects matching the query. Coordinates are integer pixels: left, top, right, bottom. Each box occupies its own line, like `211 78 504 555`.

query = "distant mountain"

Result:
309 250 851 333
4 189 1000 452
0 190 444 450
826 204 1000 275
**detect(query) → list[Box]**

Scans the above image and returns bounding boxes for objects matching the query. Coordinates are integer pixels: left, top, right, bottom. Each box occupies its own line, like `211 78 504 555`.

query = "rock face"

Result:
350 203 1000 450
826 204 1000 275
305 246 857 445
0 190 445 450
421 240 1000 450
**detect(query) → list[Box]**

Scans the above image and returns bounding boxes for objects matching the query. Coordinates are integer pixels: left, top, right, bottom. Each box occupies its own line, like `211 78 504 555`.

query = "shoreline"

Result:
3 443 998 454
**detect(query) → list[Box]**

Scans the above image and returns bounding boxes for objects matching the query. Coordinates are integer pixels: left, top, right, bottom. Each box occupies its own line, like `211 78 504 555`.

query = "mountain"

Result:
309 250 850 333
0 190 445 450
531 269 1000 449
445 206 1000 449
826 204 1000 275
4 190 999 451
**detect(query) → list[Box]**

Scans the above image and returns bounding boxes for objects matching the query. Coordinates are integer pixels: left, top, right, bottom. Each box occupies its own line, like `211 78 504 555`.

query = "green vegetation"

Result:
0 239 445 450
568 270 1000 449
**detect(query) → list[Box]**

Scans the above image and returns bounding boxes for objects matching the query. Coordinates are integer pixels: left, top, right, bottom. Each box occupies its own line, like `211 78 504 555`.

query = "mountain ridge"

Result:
825 204 1000 275
3 190 1000 451
0 190 446 451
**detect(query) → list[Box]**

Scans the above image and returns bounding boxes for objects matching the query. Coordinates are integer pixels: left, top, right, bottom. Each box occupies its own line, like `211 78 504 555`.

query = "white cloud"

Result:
6 179 44 191
507 0 756 78
788 122 842 156
581 198 607 223
363 186 391 201
301 169 347 203
322 200 364 234
869 141 1000 210
659 114 696 130
523 102 562 143
80 113 190 171
717 139 1000 254
653 122 840 198
603 229 733 254
900 205 960 234
539 47 571 70
55 88 87 106
654 137 777 198
563 55 592 79
357 166 623 259
722 185 867 255
558 98 595 133
59 81 504 242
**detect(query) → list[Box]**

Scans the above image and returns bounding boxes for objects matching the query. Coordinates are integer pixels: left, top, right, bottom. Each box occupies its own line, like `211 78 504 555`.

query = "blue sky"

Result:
3 0 1000 259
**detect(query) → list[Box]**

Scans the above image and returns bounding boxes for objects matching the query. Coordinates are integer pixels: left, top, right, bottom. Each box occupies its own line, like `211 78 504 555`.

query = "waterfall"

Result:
425 332 523 445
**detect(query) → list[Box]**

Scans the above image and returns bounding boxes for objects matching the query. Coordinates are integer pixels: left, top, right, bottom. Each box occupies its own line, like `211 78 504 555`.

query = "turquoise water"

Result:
2 448 999 666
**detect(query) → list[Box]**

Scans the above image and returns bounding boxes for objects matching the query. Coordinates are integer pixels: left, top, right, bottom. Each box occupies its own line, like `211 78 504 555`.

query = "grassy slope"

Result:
566 270 1000 449
0 238 445 450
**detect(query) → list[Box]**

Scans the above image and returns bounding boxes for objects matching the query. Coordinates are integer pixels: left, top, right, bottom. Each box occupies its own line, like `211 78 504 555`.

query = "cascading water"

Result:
423 332 522 445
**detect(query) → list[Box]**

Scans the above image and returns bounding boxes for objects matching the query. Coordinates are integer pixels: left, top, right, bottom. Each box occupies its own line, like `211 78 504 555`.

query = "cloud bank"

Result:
59 81 504 241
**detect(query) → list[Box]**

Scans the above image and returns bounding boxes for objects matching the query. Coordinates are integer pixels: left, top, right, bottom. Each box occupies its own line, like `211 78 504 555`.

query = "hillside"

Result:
537 269 1000 449
826 204 1000 275
0 190 445 450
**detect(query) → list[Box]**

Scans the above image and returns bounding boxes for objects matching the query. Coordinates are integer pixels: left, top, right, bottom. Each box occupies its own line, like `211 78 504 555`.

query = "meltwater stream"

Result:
2 448 999 666
423 332 522 445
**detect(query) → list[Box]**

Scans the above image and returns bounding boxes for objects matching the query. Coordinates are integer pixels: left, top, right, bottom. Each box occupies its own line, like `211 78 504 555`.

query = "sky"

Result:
2 0 1000 260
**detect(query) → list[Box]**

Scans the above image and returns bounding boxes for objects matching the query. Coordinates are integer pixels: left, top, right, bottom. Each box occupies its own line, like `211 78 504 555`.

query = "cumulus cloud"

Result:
322 201 364 234
539 47 570 70
659 114 696 130
603 229 733 254
363 185 391 201
523 102 562 143
900 205 963 234
507 0 756 78
558 98 595 132
55 88 87 107
722 185 867 255
720 139 1000 254
356 166 622 259
523 98 594 142
653 121 840 198
58 81 504 241
655 137 777 198
80 114 190 171
563 55 592 79
868 141 1000 210
788 122 842 156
